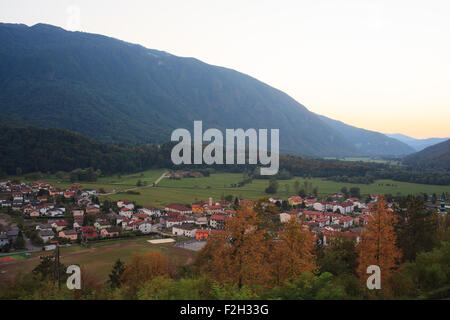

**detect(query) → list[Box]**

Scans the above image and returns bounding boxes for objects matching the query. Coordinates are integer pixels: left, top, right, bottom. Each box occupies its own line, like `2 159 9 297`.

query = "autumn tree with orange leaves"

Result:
357 196 402 293
121 252 172 297
269 218 316 286
195 204 270 289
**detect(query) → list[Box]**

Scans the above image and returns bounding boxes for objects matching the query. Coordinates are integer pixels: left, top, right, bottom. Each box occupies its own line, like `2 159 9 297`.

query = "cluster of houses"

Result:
0 177 397 251
271 194 387 245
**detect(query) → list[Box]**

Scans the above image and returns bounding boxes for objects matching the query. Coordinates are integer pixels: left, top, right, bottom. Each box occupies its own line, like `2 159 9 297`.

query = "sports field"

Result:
0 237 194 283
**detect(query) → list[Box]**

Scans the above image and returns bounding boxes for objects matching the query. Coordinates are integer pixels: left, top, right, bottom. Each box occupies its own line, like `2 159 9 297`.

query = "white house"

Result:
39 230 55 243
138 221 153 234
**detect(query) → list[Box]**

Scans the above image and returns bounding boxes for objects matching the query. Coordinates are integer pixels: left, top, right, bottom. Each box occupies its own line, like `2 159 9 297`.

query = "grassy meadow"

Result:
95 170 450 207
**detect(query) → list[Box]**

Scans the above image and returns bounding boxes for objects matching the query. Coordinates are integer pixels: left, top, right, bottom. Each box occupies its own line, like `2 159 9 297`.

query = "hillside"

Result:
385 133 449 151
316 114 415 156
0 126 172 176
403 139 450 170
0 23 360 157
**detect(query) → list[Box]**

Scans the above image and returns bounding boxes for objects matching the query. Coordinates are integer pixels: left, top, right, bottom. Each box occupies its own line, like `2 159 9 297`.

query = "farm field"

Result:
32 169 168 192
96 171 450 207
0 237 194 283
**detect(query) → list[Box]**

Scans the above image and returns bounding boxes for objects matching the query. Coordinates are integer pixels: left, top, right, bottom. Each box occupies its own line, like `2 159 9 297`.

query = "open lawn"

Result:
0 237 195 283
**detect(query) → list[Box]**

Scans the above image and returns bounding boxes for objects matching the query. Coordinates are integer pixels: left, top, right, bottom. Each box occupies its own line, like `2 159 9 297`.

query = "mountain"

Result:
385 133 449 152
316 114 415 156
0 22 363 157
403 139 450 170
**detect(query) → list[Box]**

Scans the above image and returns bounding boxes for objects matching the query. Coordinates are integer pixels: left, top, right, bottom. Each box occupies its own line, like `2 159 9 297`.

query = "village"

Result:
0 177 399 255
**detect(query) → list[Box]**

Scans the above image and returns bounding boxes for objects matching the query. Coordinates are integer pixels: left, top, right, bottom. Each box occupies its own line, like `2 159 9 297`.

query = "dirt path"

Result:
100 172 168 195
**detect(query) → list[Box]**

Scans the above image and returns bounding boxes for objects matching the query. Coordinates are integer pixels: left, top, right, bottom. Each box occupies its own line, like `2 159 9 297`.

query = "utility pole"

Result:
55 245 61 289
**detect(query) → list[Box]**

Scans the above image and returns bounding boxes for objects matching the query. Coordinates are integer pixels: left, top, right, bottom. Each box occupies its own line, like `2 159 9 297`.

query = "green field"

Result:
0 237 194 283
36 169 168 192
97 171 450 207
33 169 450 207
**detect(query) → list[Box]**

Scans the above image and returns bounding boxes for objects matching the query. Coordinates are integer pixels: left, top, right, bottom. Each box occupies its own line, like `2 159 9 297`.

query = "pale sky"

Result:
1 0 449 138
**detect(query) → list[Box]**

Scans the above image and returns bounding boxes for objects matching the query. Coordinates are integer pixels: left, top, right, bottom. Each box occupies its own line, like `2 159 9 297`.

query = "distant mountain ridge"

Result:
385 133 449 151
403 139 450 170
0 22 418 158
316 114 415 156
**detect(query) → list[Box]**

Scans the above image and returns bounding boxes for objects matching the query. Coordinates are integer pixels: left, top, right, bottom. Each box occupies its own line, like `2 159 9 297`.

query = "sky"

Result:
1 0 449 139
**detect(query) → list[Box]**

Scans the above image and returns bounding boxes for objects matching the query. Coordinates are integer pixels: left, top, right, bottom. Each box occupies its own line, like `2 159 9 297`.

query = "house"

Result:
94 219 111 230
164 218 184 228
86 204 100 215
36 196 47 202
47 209 64 217
338 216 354 228
279 212 293 223
51 220 68 232
165 203 192 215
81 226 99 240
119 207 133 219
304 199 317 207
268 197 283 205
63 191 75 199
204 205 223 215
101 227 120 238
303 210 323 220
73 216 84 229
72 207 84 217
279 210 300 223
194 216 208 226
0 234 9 248
191 204 204 214
137 221 153 234
29 210 40 217
324 212 342 224
288 196 303 206
138 206 161 216
7 226 19 242
209 214 228 229
117 200 135 210
58 229 78 242
358 214 371 226
39 229 55 243
36 223 52 231
172 223 197 237
315 217 330 228
195 229 210 240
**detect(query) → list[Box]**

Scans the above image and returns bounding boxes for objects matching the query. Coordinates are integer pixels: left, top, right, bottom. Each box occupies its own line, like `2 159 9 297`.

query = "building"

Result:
101 227 120 238
195 229 210 240
58 229 78 242
288 196 303 206
165 203 192 215
209 214 228 229
39 230 55 243
172 223 197 237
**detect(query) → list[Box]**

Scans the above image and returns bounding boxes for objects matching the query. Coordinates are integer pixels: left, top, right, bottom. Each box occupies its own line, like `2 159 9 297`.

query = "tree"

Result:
357 197 402 294
107 259 125 290
269 218 316 286
349 187 361 198
265 178 278 194
396 195 439 261
319 234 358 276
121 252 171 298
195 206 270 289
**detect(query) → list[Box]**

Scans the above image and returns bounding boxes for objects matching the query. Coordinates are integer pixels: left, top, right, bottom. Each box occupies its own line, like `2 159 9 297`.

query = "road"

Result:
100 171 169 196
23 235 42 252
